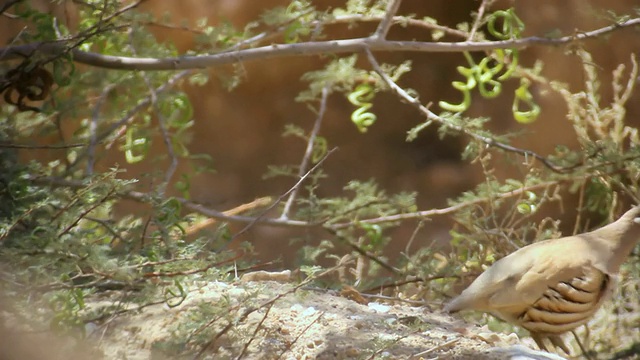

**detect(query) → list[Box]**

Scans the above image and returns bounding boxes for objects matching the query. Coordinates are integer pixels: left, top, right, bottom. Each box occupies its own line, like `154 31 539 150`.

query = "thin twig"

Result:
106 0 148 22
27 176 301 227
141 252 244 278
276 311 324 359
235 302 275 360
356 293 426 307
0 142 86 149
412 337 460 357
404 220 426 255
129 32 178 192
326 229 400 275
280 85 330 220
87 84 116 174
144 12 468 51
84 216 125 244
98 69 190 146
366 334 409 360
28 162 632 232
362 274 455 294
23 175 557 231
224 8 316 52
467 0 491 41
57 187 117 237
85 298 168 324
184 197 273 236
318 14 469 39
373 0 403 39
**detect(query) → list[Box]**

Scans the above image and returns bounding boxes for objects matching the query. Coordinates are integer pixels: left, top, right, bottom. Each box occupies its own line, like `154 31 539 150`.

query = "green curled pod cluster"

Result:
488 8 540 123
438 64 476 112
476 56 503 98
438 50 516 112
486 8 522 86
348 83 377 133
440 8 538 123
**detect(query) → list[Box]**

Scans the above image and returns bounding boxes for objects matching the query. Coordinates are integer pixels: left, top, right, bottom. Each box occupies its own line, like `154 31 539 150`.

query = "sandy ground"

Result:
1 275 576 360
86 278 566 359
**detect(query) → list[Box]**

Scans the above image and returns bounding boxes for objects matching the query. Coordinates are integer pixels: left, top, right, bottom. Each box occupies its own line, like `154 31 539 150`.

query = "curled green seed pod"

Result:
348 84 377 133
439 65 477 112
513 78 540 123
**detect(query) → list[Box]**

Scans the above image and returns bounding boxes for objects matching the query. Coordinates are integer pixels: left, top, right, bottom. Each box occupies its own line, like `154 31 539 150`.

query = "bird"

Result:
444 205 640 354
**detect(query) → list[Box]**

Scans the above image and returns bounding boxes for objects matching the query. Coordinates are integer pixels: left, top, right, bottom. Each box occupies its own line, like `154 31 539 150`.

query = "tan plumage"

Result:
445 205 640 353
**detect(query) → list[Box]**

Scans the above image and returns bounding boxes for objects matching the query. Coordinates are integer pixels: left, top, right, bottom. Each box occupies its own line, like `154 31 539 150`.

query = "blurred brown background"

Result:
2 0 640 266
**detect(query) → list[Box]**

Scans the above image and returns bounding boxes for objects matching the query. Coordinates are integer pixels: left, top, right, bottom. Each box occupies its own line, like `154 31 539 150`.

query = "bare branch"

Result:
1 18 639 70
20 175 562 232
236 302 275 360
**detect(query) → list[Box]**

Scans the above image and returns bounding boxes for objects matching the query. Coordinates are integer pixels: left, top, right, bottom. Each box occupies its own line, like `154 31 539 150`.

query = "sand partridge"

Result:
445 205 640 353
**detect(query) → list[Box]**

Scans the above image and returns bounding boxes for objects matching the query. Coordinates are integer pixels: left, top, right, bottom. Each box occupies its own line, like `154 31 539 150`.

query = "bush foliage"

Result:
1 0 639 357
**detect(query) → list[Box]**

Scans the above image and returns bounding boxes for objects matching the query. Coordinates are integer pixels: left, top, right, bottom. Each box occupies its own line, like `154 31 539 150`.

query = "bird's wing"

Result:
487 238 594 309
